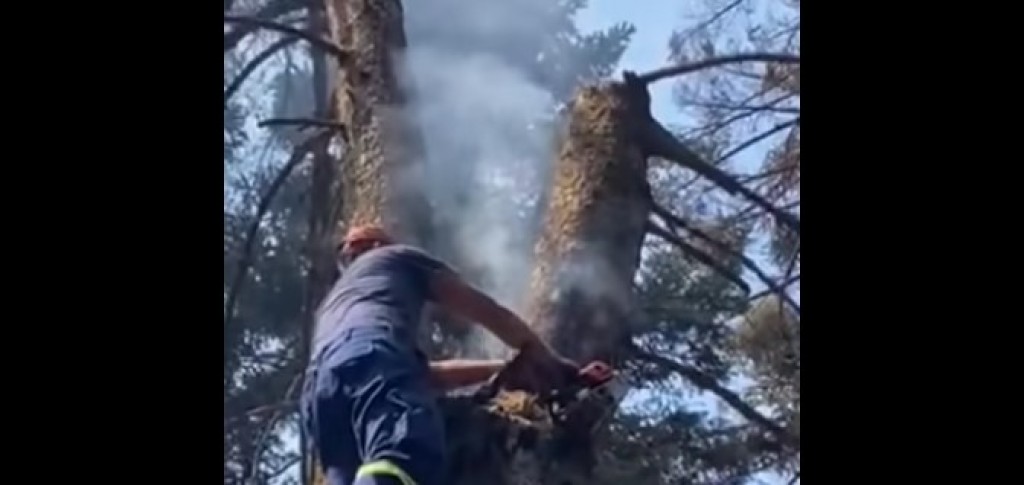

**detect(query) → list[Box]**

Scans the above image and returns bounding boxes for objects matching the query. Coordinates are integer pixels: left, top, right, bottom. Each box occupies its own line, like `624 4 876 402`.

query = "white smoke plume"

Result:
400 0 571 357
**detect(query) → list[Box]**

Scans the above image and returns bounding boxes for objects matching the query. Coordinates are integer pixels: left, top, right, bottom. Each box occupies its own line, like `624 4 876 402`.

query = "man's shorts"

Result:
302 326 446 485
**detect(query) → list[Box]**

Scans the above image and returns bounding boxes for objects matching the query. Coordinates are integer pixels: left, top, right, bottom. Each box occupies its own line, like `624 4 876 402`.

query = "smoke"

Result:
400 0 569 358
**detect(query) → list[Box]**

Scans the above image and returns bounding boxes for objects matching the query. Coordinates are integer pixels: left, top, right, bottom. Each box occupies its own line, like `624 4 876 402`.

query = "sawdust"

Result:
485 389 554 432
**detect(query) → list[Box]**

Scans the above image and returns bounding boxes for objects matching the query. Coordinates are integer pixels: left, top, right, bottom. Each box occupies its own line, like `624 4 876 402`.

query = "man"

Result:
302 224 579 485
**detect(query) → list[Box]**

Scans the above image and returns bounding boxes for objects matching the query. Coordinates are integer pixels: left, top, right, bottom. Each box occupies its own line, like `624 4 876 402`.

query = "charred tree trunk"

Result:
443 76 655 485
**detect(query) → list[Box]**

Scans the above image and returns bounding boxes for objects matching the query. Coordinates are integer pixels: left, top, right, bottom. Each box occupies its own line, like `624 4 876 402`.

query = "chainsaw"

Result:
475 355 628 428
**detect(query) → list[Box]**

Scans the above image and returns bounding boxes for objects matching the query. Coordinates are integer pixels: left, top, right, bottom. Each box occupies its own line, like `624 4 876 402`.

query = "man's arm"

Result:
430 269 546 352
428 359 506 390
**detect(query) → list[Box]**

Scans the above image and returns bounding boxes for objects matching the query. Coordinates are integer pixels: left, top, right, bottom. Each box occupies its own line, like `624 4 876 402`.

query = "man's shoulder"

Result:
373 243 433 259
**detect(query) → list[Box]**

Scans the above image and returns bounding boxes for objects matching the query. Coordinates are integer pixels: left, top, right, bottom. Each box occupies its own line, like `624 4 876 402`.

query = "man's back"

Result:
313 244 449 354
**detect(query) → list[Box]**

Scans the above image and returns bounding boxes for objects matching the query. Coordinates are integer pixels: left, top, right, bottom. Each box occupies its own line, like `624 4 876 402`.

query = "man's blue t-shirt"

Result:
313 244 452 356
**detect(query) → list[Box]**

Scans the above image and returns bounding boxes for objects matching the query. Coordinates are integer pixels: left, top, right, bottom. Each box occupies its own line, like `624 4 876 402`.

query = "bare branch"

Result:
647 221 750 294
259 117 346 132
224 0 305 52
224 15 348 62
637 53 800 84
225 36 299 105
694 0 745 33
713 117 798 166
641 119 801 236
629 343 798 449
652 204 800 314
224 133 330 329
682 93 798 142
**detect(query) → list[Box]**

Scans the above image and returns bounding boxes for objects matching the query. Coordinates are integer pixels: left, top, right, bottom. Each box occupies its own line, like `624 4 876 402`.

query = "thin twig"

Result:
224 15 348 62
647 221 751 294
629 343 798 449
259 117 346 131
652 204 800 314
224 0 305 52
641 119 801 236
637 53 800 84
225 36 299 105
224 133 329 329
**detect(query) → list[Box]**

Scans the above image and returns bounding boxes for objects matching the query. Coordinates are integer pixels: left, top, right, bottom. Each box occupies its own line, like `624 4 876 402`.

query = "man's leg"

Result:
351 351 447 485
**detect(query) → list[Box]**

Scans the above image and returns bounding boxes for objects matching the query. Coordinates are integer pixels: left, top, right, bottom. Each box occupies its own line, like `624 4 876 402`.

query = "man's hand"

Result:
517 340 580 392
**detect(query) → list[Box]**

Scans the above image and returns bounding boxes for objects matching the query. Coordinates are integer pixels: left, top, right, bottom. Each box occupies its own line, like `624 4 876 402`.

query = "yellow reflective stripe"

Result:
355 459 417 485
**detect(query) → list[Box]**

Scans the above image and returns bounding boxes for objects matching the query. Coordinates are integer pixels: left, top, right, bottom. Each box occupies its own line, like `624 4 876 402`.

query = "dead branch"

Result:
629 343 798 449
224 133 330 329
651 204 800 315
224 15 348 62
637 53 800 84
647 221 751 294
225 36 299 105
641 119 801 236
259 117 346 132
224 0 305 52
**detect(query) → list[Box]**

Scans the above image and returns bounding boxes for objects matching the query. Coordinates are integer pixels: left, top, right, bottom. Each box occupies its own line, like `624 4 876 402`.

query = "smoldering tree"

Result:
223 0 800 484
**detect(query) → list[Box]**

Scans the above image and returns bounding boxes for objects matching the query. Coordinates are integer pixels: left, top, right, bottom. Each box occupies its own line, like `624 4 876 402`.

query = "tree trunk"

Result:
308 1 655 484
443 76 655 485
325 0 431 245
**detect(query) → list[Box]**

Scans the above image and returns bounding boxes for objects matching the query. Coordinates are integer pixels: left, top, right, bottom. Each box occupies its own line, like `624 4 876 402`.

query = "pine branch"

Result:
640 119 801 236
652 204 800 314
629 343 798 450
224 36 299 105
224 15 348 62
224 133 329 329
647 221 751 294
224 0 306 52
637 53 800 84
